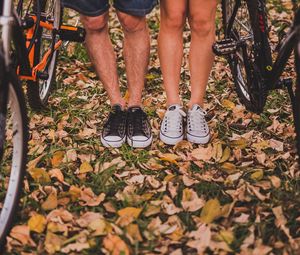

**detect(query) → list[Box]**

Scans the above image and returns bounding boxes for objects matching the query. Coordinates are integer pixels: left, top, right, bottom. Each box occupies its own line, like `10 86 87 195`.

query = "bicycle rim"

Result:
0 80 27 247
25 0 61 110
223 0 266 113
38 0 61 101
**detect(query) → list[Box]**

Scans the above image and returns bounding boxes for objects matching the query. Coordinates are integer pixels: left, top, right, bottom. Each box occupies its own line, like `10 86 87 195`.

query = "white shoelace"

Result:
162 106 186 133
188 107 208 132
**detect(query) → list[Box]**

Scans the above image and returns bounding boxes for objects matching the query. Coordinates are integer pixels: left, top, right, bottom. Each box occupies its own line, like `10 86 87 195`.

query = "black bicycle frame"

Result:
267 9 300 89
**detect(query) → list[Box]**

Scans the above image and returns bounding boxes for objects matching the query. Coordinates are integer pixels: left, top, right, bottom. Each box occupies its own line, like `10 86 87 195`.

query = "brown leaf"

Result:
42 191 58 211
10 225 36 246
51 151 65 167
103 234 130 255
79 188 105 206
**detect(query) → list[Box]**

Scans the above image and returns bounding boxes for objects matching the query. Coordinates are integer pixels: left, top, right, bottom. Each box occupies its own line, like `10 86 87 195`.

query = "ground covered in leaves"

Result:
5 1 300 254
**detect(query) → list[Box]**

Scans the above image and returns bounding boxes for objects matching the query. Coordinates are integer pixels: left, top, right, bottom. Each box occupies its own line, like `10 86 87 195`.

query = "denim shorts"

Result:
62 0 157 17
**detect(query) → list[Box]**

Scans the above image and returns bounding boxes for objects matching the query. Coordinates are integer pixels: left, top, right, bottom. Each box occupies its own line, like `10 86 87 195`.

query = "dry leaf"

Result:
51 151 65 167
28 214 47 233
103 234 130 255
200 199 222 224
42 191 58 211
28 168 50 184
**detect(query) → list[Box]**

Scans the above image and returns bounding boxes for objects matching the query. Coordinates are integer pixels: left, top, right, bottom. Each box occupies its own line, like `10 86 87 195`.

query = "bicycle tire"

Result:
222 0 272 113
0 53 28 250
26 0 61 110
294 42 300 164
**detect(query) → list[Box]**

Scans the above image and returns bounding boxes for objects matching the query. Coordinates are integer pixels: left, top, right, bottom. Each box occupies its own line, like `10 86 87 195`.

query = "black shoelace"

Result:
105 109 125 135
129 109 147 136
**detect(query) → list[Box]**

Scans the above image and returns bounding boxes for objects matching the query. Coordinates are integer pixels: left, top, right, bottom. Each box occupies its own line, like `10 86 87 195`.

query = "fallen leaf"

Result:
117 207 142 227
103 234 130 255
28 168 50 184
10 225 36 246
51 151 65 167
79 161 93 174
191 145 213 161
200 199 222 224
181 188 205 212
42 191 58 211
222 99 235 109
28 214 47 233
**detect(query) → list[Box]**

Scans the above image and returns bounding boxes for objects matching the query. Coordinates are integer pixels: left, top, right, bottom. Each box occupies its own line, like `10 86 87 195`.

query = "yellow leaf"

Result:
219 230 235 245
45 231 66 254
118 207 142 218
103 234 130 255
51 151 65 167
79 162 93 174
28 214 47 233
219 147 231 163
251 169 264 181
230 138 248 149
88 219 110 236
69 185 81 201
126 224 143 242
200 198 222 224
168 227 184 241
42 191 58 211
117 207 142 227
222 99 235 109
28 168 51 184
123 90 130 103
160 153 179 165
221 162 237 174
212 142 223 162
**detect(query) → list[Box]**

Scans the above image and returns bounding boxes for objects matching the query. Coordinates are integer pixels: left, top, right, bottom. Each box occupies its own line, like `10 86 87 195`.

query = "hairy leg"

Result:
158 0 187 106
81 13 125 107
188 0 217 108
117 12 150 107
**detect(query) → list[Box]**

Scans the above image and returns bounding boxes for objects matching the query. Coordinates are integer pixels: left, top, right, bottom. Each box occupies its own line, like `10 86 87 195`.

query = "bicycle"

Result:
0 0 85 248
0 1 28 248
213 0 300 164
16 0 85 110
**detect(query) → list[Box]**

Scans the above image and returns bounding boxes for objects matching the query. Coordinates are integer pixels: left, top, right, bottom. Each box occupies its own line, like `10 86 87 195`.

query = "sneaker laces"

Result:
188 106 208 132
128 107 148 136
163 106 186 132
105 106 125 135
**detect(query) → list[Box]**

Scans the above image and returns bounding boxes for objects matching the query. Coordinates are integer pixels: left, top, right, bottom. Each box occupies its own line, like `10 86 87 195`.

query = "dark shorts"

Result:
62 0 157 17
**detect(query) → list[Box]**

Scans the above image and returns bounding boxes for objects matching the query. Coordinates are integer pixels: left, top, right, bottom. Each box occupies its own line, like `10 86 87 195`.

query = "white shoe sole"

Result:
101 136 126 148
160 132 184 145
187 133 210 144
127 136 153 148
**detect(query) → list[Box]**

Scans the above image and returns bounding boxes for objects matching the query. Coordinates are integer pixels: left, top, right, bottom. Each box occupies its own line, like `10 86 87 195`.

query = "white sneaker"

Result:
187 104 210 144
160 104 186 145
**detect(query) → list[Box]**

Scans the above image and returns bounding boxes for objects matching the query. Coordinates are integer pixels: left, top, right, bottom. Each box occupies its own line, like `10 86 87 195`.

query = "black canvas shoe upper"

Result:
102 105 127 141
127 106 152 140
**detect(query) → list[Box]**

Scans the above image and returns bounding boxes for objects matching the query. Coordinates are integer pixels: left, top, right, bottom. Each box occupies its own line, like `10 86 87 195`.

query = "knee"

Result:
161 12 186 31
189 17 215 38
118 12 146 33
81 14 108 32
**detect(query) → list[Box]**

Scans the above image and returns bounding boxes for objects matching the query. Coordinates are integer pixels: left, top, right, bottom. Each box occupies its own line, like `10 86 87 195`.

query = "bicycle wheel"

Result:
24 0 61 110
222 0 272 113
294 41 300 164
0 53 28 249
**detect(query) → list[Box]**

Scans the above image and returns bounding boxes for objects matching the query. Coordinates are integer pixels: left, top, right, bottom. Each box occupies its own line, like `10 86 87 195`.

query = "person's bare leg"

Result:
117 12 150 107
81 13 125 108
188 0 217 108
158 0 187 106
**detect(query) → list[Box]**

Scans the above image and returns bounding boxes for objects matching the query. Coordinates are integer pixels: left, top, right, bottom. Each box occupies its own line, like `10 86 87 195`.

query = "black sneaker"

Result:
127 106 153 148
101 105 127 148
